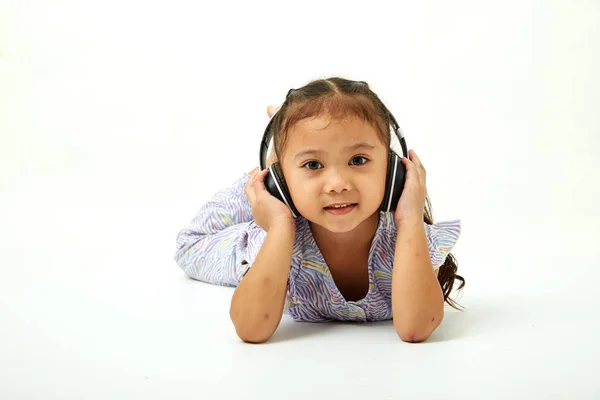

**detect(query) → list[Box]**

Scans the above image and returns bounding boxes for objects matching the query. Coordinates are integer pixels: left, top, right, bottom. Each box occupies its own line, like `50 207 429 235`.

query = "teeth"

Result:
328 203 353 209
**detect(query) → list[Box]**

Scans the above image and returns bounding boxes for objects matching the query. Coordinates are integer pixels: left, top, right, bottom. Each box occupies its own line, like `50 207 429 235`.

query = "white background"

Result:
1 0 599 398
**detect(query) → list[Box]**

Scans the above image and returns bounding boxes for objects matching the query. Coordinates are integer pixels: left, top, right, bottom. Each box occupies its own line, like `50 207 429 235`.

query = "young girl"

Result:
174 77 464 344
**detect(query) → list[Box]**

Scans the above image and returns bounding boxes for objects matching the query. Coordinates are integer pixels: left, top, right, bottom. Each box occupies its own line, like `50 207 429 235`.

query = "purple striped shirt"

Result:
175 172 461 322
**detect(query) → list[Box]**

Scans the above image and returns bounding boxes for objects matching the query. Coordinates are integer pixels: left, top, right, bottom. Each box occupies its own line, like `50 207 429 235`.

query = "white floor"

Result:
2 0 600 398
1 193 599 399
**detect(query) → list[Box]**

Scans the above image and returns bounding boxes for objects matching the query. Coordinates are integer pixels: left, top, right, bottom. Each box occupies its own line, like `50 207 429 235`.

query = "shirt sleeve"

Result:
424 219 462 269
174 172 266 286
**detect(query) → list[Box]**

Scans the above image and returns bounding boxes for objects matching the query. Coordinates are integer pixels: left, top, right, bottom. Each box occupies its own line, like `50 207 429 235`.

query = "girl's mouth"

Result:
324 203 357 215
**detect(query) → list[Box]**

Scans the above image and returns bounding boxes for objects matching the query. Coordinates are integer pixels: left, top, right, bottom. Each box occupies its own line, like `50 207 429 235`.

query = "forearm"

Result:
392 218 444 342
229 219 295 343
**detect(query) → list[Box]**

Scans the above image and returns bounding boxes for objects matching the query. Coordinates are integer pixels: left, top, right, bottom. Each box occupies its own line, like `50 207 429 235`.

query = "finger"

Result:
410 150 425 172
409 149 418 163
247 168 260 183
401 155 422 182
252 168 269 193
267 105 279 118
405 151 426 186
245 179 255 204
247 169 258 184
246 171 257 190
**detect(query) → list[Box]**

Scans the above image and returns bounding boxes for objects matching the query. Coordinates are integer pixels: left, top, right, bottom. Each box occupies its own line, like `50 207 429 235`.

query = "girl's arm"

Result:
229 218 295 344
391 218 445 343
174 173 256 286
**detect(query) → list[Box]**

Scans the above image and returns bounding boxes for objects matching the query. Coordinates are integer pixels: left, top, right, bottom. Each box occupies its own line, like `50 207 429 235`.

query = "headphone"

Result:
259 107 408 219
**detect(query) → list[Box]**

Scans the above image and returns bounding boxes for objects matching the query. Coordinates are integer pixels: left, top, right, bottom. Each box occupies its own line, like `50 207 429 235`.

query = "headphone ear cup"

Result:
264 162 301 218
379 150 406 212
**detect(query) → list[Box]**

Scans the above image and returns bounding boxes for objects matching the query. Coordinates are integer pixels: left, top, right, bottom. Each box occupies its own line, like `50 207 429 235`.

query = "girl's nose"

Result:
323 169 352 193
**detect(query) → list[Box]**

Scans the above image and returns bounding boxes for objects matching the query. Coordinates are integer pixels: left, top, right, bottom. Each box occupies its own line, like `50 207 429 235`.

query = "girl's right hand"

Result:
244 168 294 232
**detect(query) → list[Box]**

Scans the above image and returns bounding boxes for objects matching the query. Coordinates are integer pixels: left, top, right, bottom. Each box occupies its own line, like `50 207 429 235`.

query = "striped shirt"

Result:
174 172 461 322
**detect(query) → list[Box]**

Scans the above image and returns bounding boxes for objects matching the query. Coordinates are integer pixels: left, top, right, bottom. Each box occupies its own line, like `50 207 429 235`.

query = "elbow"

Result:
174 249 190 275
396 328 433 343
235 329 273 344
174 231 205 279
229 304 276 344
174 248 200 280
231 320 275 344
394 312 443 344
175 259 197 280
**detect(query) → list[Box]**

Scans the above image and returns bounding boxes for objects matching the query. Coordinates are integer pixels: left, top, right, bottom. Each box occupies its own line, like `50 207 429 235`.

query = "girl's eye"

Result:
304 161 322 170
302 156 369 170
350 156 368 166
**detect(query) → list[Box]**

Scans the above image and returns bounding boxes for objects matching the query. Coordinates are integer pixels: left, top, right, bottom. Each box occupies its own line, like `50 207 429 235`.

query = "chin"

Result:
303 204 373 232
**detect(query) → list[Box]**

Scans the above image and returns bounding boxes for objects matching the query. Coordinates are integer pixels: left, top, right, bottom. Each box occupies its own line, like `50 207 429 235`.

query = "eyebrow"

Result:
293 142 376 160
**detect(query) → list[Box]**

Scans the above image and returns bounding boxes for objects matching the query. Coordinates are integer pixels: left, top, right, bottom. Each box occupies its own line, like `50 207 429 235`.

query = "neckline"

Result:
302 212 387 305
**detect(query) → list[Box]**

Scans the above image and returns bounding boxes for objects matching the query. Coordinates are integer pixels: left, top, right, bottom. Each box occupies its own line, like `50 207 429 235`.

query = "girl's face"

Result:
280 113 389 233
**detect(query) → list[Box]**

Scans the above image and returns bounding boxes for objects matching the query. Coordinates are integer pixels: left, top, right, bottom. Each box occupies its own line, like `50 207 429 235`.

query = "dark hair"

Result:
270 77 465 310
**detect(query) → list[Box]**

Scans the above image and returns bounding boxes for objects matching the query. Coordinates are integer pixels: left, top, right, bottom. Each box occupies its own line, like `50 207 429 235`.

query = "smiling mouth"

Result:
324 203 357 209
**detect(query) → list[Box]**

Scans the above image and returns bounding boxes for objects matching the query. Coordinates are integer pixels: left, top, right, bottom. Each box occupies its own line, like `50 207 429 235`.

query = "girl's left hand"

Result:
394 149 427 225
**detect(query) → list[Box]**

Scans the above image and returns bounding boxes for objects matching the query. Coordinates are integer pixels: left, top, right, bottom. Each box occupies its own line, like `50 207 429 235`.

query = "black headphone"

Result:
259 108 408 219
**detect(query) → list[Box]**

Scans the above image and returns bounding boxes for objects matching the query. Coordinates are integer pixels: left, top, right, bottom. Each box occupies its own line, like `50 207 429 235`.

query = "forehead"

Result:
285 114 384 150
